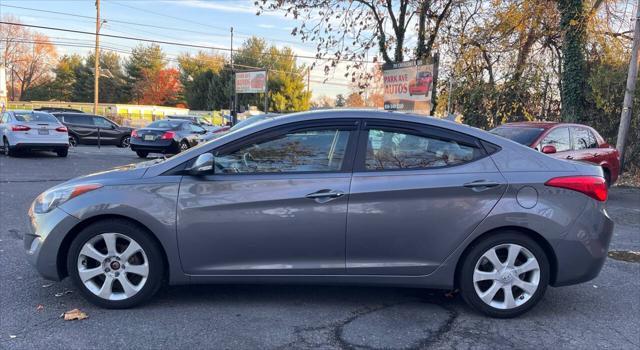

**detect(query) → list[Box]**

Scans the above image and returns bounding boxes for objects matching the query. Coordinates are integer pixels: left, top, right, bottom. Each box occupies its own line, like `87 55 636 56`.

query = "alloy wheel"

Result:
121 136 130 148
2 139 8 155
69 136 78 147
472 243 540 310
77 233 149 301
180 142 188 152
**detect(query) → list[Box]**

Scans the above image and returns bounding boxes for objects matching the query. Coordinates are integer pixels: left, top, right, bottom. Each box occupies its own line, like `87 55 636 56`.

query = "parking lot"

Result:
1 146 638 349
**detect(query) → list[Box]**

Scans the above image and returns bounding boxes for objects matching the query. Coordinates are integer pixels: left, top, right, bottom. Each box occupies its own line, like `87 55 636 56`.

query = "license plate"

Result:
144 135 155 141
38 129 49 135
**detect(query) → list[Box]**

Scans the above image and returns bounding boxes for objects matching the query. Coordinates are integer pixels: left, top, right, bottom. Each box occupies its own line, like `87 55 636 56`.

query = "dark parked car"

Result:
491 122 620 185
27 110 612 317
35 107 85 113
52 113 133 148
130 119 206 158
166 115 225 133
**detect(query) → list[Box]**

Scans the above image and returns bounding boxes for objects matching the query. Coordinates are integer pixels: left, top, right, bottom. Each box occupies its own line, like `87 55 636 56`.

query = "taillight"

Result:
11 125 30 131
55 126 68 132
545 176 607 202
161 131 176 140
131 130 138 138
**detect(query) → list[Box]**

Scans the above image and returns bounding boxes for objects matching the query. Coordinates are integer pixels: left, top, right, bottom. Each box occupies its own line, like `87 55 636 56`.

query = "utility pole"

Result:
230 26 237 126
616 0 640 172
93 0 101 115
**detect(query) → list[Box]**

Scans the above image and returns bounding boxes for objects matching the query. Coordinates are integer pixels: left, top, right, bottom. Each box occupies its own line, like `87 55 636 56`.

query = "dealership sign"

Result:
235 70 267 94
382 58 435 114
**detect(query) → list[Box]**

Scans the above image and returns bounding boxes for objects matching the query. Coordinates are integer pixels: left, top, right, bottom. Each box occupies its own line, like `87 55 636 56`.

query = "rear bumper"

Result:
551 201 615 287
13 142 69 151
130 139 178 153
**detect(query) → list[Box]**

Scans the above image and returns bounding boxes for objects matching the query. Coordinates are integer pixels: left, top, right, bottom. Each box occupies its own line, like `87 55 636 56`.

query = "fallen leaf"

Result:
444 289 459 299
36 304 44 312
9 335 17 339
63 309 88 321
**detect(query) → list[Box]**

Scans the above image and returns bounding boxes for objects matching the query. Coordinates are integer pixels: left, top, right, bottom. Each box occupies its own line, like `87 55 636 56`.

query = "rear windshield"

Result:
13 112 58 123
490 127 544 146
147 120 184 129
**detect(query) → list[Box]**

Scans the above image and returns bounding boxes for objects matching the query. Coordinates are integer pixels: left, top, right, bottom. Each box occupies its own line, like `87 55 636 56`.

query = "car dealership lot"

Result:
1 146 638 349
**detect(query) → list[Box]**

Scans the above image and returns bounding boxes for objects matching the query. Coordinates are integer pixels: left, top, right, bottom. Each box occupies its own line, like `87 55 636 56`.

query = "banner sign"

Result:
235 70 267 94
382 58 435 114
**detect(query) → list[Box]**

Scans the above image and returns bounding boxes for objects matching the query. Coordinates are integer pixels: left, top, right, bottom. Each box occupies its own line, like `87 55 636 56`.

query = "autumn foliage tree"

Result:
136 68 183 106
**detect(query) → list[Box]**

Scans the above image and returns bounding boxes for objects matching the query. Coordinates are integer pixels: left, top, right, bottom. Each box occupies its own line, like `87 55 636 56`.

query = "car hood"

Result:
63 160 164 186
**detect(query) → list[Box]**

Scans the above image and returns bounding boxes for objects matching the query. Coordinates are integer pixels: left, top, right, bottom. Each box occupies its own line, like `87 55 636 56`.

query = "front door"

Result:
177 121 358 275
346 121 506 276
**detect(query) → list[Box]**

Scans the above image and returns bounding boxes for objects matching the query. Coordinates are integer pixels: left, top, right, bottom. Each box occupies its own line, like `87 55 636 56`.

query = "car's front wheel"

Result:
66 220 164 308
459 231 550 318
118 136 130 148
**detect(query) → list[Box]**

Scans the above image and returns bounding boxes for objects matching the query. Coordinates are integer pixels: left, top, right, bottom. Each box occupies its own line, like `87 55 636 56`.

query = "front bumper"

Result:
25 205 80 281
552 201 615 287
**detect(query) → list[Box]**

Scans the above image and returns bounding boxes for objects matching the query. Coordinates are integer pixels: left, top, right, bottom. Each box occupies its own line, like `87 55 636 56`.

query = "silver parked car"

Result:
1 110 69 157
25 110 613 317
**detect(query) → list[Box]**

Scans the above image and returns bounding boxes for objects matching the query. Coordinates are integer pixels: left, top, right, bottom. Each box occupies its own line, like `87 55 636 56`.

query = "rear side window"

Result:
572 127 598 150
63 115 94 126
365 128 483 170
540 127 570 152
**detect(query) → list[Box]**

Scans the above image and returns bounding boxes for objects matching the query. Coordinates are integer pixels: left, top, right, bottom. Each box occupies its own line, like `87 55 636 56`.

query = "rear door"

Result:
346 121 506 276
92 116 119 144
177 120 359 275
62 114 98 143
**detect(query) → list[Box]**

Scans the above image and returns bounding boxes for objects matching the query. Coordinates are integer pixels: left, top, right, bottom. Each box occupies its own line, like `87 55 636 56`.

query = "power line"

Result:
0 21 373 64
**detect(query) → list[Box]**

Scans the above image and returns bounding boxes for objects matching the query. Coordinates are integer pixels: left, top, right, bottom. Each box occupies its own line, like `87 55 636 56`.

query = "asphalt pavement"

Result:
1 146 638 349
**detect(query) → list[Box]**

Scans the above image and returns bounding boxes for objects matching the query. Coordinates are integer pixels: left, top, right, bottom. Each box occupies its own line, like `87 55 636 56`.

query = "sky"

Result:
0 0 359 99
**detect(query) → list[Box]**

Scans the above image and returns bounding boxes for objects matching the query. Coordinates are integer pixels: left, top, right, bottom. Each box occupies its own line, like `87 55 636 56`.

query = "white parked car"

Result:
0 110 70 157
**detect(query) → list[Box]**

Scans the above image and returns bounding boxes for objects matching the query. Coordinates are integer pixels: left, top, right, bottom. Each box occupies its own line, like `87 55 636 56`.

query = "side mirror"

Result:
541 145 557 154
187 153 214 175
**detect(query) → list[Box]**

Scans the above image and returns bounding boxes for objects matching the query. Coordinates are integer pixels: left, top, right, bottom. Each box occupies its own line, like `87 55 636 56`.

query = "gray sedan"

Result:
25 110 613 318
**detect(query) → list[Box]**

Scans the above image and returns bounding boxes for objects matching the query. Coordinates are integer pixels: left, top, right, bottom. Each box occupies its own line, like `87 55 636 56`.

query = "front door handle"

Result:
305 189 345 201
566 155 574 159
463 180 500 190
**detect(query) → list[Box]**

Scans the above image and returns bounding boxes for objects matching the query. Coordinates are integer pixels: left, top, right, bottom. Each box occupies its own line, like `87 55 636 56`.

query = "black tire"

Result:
66 219 164 309
2 138 15 157
179 140 189 152
459 231 550 318
118 136 131 148
69 135 79 147
136 151 148 158
603 168 611 188
56 148 68 157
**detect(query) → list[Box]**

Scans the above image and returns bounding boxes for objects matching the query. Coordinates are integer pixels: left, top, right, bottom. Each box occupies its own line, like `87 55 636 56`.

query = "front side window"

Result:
365 129 480 170
93 117 113 128
214 128 351 174
540 127 570 152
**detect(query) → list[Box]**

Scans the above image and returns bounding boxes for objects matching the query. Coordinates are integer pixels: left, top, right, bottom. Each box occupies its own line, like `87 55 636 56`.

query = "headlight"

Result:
34 184 102 214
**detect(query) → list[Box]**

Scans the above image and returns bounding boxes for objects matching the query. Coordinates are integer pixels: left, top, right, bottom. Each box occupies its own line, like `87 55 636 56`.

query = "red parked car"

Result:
491 122 620 185
408 71 433 96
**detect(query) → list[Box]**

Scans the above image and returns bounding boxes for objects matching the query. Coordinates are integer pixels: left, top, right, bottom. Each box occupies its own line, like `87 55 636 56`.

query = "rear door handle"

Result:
305 189 345 201
463 180 500 189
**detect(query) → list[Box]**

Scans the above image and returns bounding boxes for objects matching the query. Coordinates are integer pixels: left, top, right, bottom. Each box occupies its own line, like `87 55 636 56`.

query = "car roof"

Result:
497 121 593 130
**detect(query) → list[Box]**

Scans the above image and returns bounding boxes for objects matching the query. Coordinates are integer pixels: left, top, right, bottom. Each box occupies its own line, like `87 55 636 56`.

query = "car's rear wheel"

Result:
136 151 148 158
118 136 130 148
2 138 15 157
56 148 68 157
69 135 79 147
179 140 189 152
66 220 164 308
459 231 550 318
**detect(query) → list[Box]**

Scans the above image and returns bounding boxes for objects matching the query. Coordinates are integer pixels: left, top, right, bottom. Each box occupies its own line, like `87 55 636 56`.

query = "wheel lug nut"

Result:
105 268 110 272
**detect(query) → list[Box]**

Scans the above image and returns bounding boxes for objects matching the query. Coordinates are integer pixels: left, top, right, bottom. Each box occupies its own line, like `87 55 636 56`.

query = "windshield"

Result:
13 112 58 123
146 120 184 129
490 127 544 146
